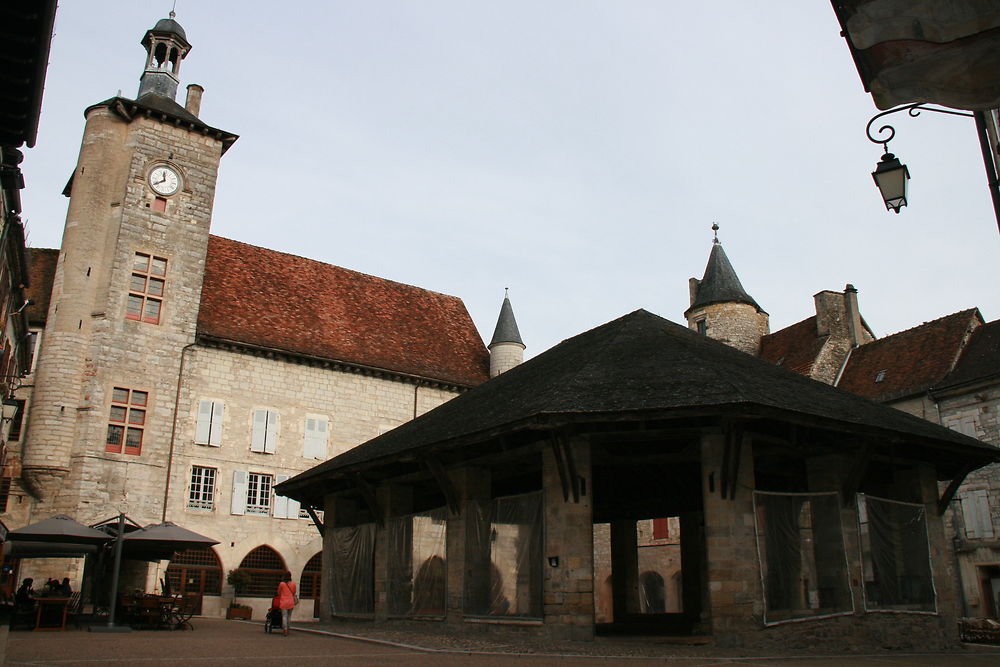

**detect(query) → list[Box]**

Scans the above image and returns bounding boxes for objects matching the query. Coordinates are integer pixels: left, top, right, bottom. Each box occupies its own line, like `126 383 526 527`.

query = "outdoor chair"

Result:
134 596 167 630
171 594 199 631
9 602 36 631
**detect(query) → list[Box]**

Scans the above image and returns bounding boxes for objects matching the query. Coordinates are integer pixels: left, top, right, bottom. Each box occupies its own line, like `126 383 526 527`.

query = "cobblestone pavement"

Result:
3 618 1000 666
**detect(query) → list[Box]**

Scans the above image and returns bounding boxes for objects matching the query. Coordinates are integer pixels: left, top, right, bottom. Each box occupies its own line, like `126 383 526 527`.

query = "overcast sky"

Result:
20 1 999 357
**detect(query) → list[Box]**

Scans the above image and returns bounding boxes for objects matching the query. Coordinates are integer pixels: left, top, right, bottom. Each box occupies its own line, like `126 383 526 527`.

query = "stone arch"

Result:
235 545 287 598
166 546 223 596
412 555 446 615
299 552 322 600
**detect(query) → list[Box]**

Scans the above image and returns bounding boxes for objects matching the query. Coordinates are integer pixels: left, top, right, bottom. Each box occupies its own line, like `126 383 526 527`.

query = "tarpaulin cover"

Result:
387 507 447 616
328 522 375 615
858 494 936 613
754 491 853 624
464 491 542 618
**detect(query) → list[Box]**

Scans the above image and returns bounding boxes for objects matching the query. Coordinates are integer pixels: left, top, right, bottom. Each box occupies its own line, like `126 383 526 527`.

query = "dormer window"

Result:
875 369 887 383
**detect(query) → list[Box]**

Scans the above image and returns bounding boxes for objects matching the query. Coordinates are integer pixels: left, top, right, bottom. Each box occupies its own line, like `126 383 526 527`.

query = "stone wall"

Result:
686 302 768 355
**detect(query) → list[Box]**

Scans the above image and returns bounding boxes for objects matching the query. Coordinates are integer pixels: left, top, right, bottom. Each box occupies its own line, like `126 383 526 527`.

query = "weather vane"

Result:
712 222 719 244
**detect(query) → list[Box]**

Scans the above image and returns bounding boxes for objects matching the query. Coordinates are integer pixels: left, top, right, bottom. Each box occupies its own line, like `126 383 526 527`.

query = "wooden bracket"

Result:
841 445 871 507
938 464 975 516
353 473 383 526
550 434 582 502
305 506 325 537
423 456 460 517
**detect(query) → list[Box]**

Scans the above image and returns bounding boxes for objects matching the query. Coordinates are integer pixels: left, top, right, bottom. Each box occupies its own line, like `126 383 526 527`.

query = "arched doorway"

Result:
639 571 666 613
235 546 286 598
300 552 322 620
166 547 222 614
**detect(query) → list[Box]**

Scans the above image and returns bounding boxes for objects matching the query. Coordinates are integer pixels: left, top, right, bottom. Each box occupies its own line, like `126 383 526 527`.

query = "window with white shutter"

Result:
271 474 300 519
231 470 248 515
251 409 278 454
962 490 994 539
195 400 224 446
303 416 328 460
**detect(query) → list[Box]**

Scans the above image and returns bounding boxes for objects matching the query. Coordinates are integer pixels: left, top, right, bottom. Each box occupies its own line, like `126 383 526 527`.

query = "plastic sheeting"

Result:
328 523 375 616
464 491 543 618
858 494 936 613
387 507 448 616
753 491 853 624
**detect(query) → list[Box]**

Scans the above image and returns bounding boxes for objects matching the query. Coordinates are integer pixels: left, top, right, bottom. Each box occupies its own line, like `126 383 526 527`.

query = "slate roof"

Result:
280 310 996 500
937 319 1000 390
685 242 763 315
836 309 981 402
759 316 826 375
197 236 490 388
25 248 58 326
489 294 524 347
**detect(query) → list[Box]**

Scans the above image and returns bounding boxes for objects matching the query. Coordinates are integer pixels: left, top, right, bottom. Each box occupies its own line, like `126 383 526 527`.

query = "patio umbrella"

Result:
2 540 100 558
122 521 219 561
8 514 112 546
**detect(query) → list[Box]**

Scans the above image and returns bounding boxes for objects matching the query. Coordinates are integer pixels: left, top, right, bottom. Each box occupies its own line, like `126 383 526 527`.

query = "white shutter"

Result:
251 410 267 453
287 496 301 519
230 470 247 515
273 474 290 519
303 416 328 459
964 490 994 539
264 410 278 454
208 402 224 446
195 401 213 445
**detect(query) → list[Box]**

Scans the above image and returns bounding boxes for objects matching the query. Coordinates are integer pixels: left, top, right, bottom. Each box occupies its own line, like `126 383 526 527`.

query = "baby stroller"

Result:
264 596 283 633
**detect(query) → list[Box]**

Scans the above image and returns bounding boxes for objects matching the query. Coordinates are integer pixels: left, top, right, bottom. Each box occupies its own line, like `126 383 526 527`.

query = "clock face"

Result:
149 166 180 196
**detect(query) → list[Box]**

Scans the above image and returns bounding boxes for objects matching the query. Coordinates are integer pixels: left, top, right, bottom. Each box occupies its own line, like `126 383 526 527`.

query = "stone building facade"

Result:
3 15 499 619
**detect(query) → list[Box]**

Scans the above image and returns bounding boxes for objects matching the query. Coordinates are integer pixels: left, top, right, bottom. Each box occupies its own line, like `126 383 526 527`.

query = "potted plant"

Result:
225 569 253 619
226 601 252 620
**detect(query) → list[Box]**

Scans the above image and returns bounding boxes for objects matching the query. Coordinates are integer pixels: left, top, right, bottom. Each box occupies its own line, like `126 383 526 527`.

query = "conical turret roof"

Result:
685 240 764 315
489 292 524 348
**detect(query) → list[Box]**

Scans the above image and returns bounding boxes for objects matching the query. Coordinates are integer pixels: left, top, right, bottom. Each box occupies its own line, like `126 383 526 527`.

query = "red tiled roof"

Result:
759 316 825 376
939 319 1000 389
836 309 982 402
25 247 59 326
197 236 489 387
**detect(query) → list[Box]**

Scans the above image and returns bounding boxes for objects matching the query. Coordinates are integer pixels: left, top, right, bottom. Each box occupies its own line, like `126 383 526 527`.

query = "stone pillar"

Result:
679 511 705 629
610 520 639 620
543 440 594 640
700 432 759 645
447 466 490 620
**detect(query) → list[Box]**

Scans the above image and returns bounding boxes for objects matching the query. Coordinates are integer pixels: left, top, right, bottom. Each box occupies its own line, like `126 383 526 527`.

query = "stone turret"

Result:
489 289 525 377
684 225 769 355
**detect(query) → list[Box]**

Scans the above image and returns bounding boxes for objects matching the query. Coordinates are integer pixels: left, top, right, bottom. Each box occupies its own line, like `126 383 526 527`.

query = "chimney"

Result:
843 284 865 347
185 84 204 117
688 278 700 307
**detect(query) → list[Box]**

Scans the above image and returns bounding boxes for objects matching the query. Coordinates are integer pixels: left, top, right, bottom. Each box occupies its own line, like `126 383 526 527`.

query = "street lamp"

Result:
871 152 910 213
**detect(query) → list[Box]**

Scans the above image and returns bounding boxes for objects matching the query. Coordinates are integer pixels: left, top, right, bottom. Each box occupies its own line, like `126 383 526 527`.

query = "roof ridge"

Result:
208 235 464 302
866 308 980 343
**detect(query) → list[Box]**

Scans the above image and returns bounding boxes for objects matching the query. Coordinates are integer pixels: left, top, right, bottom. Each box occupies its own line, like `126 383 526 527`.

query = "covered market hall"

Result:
277 311 999 649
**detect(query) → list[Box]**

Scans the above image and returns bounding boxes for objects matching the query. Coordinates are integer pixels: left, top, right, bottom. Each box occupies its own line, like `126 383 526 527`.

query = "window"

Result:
272 474 300 519
961 489 994 539
945 416 978 438
0 477 11 512
234 546 286 598
251 409 278 454
874 369 887 383
188 466 217 510
652 518 670 540
126 253 167 324
231 470 273 516
195 400 224 447
696 319 707 335
167 547 223 597
6 399 25 441
106 387 147 455
303 416 328 459
300 552 322 599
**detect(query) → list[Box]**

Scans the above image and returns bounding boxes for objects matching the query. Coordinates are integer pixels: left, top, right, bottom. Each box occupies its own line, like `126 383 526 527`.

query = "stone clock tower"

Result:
21 15 237 522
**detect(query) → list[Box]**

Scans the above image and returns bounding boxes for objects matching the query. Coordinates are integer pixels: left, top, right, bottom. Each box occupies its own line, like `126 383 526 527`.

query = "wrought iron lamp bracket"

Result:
866 103 975 153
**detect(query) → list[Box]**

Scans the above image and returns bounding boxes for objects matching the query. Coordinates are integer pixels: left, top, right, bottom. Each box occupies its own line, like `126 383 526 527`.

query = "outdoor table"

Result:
34 597 71 631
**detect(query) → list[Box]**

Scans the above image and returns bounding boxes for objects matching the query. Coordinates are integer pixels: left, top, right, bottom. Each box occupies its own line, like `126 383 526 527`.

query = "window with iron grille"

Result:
246 473 273 515
6 399 25 441
0 477 11 513
188 466 217 510
106 387 147 455
126 253 167 324
236 545 286 597
167 546 223 596
300 552 322 599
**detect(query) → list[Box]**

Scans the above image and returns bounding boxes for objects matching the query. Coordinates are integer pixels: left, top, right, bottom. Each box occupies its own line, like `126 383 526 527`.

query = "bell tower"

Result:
20 15 237 520
137 12 191 100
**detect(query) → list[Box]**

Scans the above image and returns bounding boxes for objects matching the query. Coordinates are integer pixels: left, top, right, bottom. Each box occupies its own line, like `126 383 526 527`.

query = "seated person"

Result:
15 578 35 610
57 578 72 597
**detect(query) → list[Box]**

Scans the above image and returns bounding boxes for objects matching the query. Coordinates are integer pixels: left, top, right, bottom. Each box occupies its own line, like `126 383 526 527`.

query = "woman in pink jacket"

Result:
275 572 297 636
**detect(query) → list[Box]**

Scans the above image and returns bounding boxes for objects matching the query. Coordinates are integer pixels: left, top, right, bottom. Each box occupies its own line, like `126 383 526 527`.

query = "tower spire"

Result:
488 289 525 377
137 14 191 100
